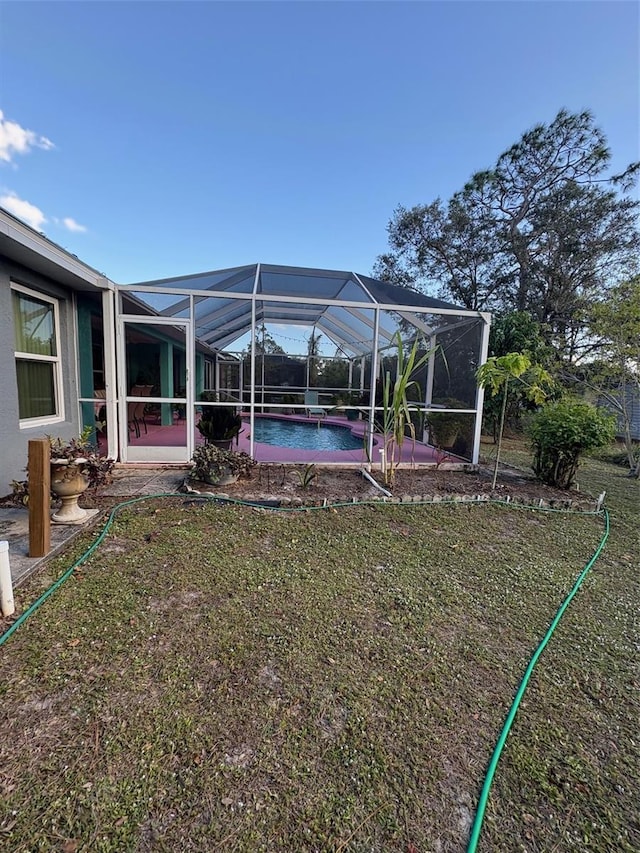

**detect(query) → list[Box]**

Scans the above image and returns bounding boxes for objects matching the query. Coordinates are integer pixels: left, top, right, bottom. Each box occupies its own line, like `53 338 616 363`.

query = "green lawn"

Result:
0 450 637 851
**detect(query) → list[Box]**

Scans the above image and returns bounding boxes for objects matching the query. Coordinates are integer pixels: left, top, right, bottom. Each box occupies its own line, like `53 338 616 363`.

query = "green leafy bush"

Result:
197 406 242 444
529 400 616 489
190 445 255 484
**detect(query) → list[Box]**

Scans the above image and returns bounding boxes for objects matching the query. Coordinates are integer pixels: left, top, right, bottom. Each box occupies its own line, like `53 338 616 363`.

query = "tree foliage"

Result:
376 110 640 363
477 353 553 488
581 275 640 472
373 197 508 310
306 329 322 387
481 312 553 438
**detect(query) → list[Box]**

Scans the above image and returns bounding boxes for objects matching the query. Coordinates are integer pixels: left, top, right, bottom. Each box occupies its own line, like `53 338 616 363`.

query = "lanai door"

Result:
118 316 193 463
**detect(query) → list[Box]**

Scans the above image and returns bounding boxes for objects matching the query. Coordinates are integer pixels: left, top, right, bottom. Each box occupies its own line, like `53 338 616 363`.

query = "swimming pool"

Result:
250 418 362 452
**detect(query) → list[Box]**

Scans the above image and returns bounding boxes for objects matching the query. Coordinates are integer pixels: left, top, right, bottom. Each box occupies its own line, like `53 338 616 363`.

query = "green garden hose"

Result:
466 506 610 852
0 494 610 853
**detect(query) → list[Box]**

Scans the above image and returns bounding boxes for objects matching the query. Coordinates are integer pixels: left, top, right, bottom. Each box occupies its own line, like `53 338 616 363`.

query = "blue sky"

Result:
1 1 638 287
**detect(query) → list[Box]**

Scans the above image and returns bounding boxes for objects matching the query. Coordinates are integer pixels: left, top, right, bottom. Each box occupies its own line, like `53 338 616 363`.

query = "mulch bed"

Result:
181 463 598 511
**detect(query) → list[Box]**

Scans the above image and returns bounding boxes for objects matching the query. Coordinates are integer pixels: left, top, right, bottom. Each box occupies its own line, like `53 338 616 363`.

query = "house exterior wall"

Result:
600 389 640 441
0 257 82 496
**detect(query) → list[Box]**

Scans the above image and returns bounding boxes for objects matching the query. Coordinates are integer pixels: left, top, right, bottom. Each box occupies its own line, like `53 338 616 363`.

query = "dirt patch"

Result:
100 536 135 554
188 463 596 510
148 590 203 612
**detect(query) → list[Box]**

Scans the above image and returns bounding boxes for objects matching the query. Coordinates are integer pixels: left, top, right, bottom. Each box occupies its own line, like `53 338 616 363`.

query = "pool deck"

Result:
123 412 459 465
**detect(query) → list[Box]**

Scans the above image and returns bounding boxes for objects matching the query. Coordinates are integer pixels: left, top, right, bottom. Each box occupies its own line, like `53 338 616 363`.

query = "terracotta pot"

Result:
50 463 89 524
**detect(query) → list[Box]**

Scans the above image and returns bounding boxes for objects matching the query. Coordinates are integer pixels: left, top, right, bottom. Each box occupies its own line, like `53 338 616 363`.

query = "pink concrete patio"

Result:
120 412 462 465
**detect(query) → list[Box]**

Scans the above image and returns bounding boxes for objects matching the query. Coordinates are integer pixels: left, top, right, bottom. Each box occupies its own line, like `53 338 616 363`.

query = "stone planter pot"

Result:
430 428 458 449
209 439 234 451
50 461 89 524
203 468 238 487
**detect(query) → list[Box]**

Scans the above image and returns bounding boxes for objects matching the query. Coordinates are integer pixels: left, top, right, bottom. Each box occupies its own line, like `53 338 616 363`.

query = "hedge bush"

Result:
529 400 616 489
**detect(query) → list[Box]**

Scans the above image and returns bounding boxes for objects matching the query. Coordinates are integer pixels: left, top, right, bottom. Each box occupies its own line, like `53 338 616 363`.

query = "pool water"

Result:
250 418 362 452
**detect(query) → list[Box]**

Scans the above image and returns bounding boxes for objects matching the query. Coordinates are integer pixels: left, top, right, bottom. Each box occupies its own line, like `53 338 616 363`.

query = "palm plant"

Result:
378 332 433 485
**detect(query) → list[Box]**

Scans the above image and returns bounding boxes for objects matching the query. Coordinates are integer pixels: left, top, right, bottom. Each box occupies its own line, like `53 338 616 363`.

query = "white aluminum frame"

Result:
12 282 66 429
114 266 491 467
117 311 193 463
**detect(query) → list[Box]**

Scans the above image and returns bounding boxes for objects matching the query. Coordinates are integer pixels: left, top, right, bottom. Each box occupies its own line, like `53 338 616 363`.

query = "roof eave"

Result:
0 207 113 292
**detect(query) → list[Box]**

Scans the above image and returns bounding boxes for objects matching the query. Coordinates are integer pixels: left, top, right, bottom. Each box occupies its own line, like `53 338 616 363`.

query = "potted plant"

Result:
197 393 242 449
48 426 114 523
345 391 367 421
190 444 255 486
425 399 469 450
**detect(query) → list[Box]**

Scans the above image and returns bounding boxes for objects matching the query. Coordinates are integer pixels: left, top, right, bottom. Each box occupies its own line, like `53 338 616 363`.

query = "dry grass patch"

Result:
0 481 636 851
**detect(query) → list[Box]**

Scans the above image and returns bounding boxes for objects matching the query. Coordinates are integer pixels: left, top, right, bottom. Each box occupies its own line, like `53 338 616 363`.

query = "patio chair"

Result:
127 399 149 438
304 390 327 418
130 385 153 435
94 388 107 432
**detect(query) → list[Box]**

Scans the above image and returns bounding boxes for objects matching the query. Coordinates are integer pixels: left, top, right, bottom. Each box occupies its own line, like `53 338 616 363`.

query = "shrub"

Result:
190 445 255 484
529 400 616 489
197 406 242 444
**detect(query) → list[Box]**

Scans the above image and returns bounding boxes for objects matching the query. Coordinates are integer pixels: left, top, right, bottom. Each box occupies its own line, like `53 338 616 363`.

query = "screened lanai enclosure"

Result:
96 264 490 467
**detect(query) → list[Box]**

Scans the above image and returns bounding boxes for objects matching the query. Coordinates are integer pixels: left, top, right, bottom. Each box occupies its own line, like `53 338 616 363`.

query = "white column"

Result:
102 288 119 461
367 309 381 469
186 295 195 461
249 266 261 459
472 315 492 465
215 359 221 396
0 541 14 617
424 333 436 443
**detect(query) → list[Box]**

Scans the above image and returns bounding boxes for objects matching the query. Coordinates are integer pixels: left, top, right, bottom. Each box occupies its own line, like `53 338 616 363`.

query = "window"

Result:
12 284 64 426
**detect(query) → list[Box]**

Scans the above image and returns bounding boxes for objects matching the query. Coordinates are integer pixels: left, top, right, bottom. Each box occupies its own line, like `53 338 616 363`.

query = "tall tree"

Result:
254 325 285 355
512 180 639 360
581 276 640 472
374 196 510 310
306 329 322 387
489 311 551 366
376 109 640 359
463 109 612 310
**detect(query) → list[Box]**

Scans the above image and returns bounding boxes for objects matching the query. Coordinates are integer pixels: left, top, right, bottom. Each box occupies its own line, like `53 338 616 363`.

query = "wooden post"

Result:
28 438 50 558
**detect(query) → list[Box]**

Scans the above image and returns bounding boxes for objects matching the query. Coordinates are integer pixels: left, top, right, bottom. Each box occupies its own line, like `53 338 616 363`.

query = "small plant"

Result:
344 391 368 421
529 400 616 489
293 464 318 490
477 353 552 489
48 426 114 489
378 332 433 485
190 444 255 485
9 427 114 505
197 401 242 445
9 479 29 506
426 399 469 450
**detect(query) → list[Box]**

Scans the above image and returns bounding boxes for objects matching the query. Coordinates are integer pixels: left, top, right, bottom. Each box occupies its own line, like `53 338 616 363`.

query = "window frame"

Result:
204 358 214 391
12 282 66 429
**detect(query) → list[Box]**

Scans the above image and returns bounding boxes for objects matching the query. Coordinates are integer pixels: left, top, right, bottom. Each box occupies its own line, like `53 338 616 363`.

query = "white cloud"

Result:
0 192 47 230
62 216 87 233
0 110 55 164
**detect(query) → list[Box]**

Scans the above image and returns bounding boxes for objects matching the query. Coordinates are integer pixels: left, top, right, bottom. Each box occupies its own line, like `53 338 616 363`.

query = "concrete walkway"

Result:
1 468 188 587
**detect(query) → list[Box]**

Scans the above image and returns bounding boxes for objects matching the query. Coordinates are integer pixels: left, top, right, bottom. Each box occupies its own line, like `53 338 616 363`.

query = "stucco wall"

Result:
0 258 82 496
